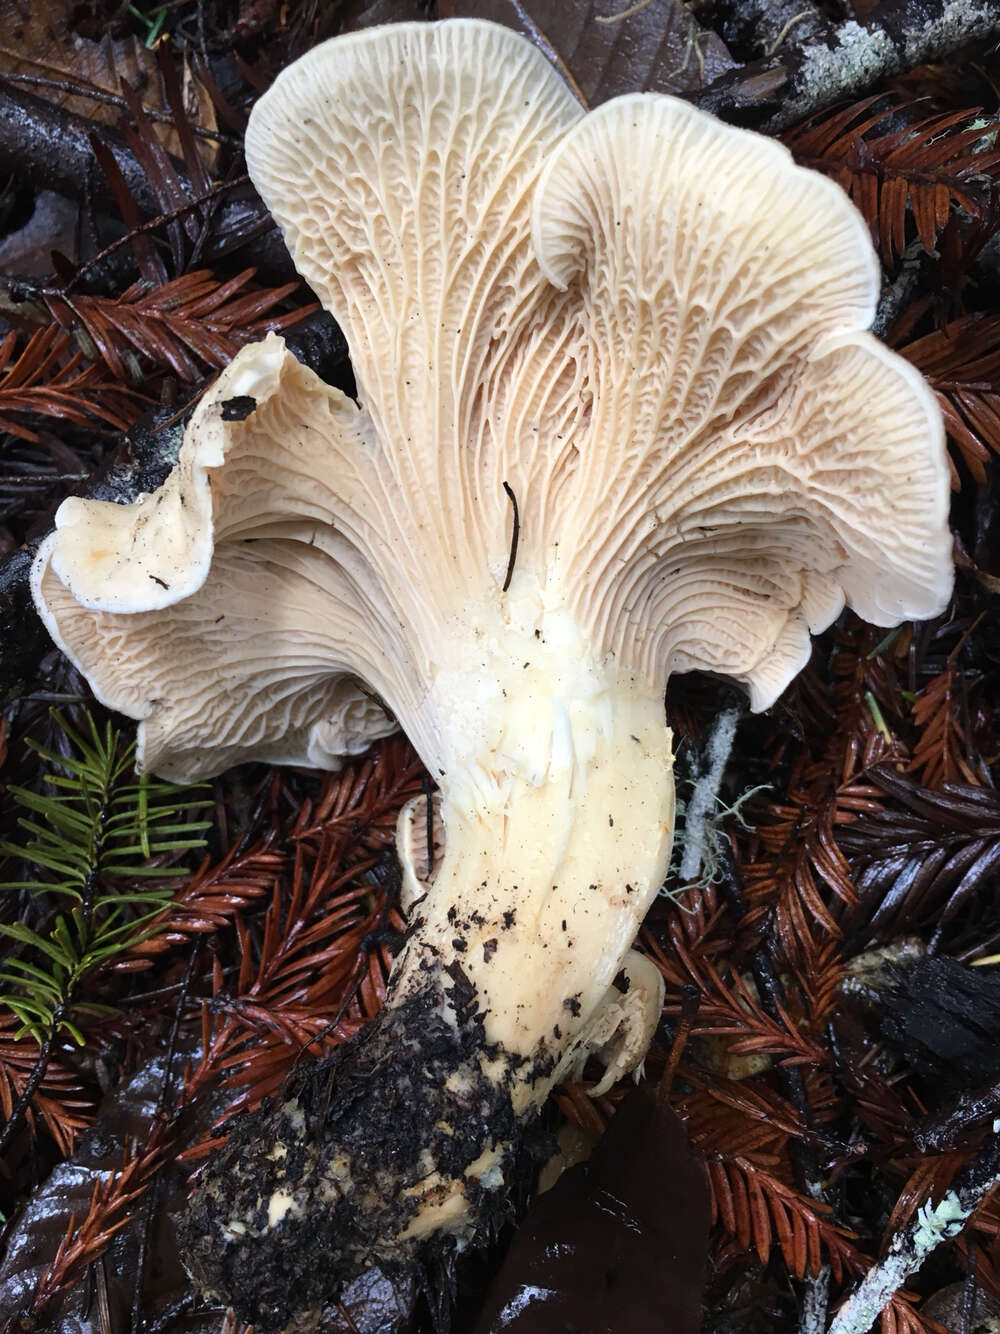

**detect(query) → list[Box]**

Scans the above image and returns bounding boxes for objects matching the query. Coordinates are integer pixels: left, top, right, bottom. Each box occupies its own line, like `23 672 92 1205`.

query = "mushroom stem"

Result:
396 712 674 1091
183 599 675 1329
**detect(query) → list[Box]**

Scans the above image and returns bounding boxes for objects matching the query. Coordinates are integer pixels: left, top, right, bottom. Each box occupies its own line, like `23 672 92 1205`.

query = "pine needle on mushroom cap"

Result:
30 18 952 1330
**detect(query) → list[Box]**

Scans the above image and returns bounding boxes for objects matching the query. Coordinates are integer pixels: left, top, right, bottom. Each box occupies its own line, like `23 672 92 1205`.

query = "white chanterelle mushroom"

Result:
31 18 952 1330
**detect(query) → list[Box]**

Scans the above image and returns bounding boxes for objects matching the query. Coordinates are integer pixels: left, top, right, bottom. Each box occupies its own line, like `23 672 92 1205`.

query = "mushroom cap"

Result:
528 91 950 706
33 19 952 779
32 338 400 781
247 19 951 710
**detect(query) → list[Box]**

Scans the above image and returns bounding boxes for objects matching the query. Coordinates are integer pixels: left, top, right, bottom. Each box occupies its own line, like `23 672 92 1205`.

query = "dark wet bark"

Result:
694 0 1000 129
0 83 289 277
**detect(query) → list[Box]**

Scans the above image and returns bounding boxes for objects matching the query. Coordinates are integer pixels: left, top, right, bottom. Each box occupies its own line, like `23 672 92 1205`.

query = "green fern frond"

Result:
0 708 210 1043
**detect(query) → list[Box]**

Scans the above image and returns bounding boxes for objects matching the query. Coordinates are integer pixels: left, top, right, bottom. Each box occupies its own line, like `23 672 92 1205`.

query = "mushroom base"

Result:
181 970 554 1333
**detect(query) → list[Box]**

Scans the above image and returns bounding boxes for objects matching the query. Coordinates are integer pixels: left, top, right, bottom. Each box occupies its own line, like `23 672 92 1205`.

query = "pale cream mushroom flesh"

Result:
31 18 952 1330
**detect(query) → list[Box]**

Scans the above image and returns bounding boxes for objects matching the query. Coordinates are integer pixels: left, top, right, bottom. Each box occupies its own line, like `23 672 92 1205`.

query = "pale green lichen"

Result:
828 1191 970 1334
777 2 1000 129
901 1 1000 66
786 21 894 125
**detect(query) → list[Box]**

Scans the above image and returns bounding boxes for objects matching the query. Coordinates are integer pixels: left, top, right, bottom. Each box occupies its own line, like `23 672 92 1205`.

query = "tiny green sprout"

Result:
867 625 906 659
864 690 892 742
127 3 168 47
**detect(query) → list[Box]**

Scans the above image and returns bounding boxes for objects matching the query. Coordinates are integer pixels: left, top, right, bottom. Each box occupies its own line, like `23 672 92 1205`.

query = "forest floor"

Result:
0 2 999 1332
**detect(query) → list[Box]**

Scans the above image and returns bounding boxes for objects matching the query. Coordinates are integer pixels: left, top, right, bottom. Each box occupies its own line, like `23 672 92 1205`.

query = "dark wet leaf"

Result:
319 1266 417 1334
438 0 737 104
337 0 430 29
0 1050 201 1333
0 192 80 280
473 1086 710 1334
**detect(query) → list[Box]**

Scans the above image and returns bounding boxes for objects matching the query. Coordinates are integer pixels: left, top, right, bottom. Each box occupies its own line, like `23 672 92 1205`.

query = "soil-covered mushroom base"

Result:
181 970 553 1333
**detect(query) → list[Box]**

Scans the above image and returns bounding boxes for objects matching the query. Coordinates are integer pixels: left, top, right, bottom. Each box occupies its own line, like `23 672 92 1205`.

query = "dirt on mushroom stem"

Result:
181 982 534 1333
